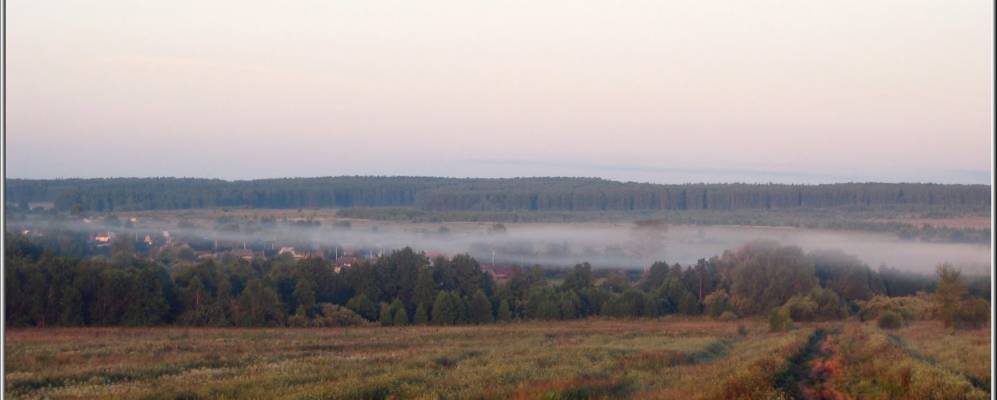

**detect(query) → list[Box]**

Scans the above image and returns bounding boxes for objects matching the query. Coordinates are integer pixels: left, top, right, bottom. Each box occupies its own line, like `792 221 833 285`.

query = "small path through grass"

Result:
776 328 847 400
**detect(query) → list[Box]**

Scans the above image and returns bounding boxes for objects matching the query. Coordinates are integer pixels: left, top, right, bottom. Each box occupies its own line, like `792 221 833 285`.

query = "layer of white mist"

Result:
17 217 990 276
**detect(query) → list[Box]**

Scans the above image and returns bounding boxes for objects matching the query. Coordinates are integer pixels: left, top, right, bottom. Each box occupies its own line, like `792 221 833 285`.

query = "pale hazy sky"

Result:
5 0 993 183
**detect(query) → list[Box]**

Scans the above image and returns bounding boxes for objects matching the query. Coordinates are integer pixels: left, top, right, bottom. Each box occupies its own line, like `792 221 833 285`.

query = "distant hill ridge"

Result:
5 176 991 212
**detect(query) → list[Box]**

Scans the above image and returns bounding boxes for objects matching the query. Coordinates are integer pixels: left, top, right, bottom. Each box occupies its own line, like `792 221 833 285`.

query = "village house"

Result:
93 232 113 244
229 248 255 261
278 247 305 260
480 264 515 281
333 256 359 273
425 251 446 266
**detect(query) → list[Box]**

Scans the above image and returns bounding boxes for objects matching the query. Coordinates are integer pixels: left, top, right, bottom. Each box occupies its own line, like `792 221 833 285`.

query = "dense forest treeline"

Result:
5 233 989 329
6 177 990 213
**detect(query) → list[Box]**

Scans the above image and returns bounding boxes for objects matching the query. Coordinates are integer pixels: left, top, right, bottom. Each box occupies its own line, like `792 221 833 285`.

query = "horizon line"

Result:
4 175 992 187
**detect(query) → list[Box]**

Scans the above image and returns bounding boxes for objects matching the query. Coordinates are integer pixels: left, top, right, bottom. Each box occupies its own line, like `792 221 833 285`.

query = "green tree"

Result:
497 299 512 322
110 236 136 265
729 242 817 315
289 306 310 327
704 289 732 318
640 261 672 291
432 291 458 325
769 308 792 332
178 276 210 325
559 291 581 320
469 290 494 324
562 263 593 292
237 279 285 327
293 280 316 317
412 266 437 310
810 249 883 301
346 294 377 321
391 300 409 326
413 303 429 324
379 303 393 326
677 292 700 315
605 289 647 318
122 267 171 326
934 263 965 327
809 287 847 320
451 255 483 298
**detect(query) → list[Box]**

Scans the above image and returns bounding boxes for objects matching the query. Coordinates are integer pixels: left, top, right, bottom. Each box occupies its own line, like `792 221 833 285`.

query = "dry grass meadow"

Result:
3 319 990 399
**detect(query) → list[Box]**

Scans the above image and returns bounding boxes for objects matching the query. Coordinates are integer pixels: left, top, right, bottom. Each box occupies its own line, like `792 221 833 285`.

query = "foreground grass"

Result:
4 319 782 399
832 322 989 400
4 319 988 399
894 320 991 392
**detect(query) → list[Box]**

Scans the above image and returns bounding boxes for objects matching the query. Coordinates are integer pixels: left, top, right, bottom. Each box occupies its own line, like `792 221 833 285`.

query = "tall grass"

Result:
4 319 988 399
834 323 988 399
5 319 765 399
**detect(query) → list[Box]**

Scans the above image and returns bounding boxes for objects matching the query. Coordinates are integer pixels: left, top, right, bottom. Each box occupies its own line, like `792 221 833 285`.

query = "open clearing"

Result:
4 319 989 399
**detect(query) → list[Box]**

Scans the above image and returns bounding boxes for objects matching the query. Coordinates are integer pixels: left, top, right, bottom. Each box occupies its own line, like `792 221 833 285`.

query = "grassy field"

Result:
3 319 989 399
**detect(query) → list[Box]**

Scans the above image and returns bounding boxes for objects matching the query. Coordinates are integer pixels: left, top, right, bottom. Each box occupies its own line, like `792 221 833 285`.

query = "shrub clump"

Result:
737 325 750 337
716 311 739 322
768 308 792 332
314 304 369 327
858 295 921 322
952 298 989 329
877 310 904 330
781 288 848 322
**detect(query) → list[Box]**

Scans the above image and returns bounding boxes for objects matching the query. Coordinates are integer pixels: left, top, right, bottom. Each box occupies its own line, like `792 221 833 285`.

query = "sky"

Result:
5 0 993 184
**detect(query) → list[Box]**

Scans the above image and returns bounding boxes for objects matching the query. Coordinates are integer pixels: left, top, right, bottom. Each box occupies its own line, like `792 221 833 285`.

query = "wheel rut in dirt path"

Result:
776 328 848 400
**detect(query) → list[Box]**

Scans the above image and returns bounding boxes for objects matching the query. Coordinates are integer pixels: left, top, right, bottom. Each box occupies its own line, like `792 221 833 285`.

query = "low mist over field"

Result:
12 213 990 276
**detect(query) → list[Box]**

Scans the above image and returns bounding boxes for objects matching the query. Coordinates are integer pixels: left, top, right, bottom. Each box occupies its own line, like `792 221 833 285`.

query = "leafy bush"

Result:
314 304 368 327
704 290 733 318
345 294 377 321
780 288 847 322
953 298 989 329
782 296 817 321
857 294 932 322
808 287 848 320
877 310 903 330
288 313 310 328
768 308 792 332
719 311 739 321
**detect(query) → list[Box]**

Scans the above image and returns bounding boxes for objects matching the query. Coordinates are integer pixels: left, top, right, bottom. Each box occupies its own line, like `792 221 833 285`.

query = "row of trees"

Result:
5 233 990 328
7 177 989 213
